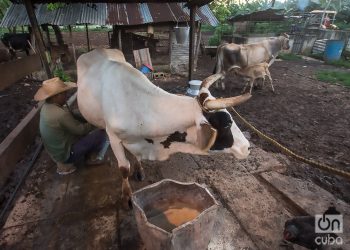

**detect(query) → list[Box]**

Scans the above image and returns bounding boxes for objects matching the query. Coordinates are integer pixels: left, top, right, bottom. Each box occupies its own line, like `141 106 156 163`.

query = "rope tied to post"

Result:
231 107 350 180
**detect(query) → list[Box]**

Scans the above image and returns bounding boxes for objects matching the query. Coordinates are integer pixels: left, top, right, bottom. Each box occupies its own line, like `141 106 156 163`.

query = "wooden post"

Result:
188 5 197 81
168 25 173 59
23 0 52 78
118 29 122 51
194 22 202 72
85 24 90 51
68 25 77 64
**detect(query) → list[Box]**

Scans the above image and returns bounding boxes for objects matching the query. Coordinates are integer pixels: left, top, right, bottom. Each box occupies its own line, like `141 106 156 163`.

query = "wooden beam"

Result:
68 25 77 64
85 24 90 51
118 29 122 51
188 5 197 81
23 0 52 78
194 22 202 71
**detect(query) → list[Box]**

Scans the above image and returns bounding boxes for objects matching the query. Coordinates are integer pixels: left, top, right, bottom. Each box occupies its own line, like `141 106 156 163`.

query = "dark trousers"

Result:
65 129 107 164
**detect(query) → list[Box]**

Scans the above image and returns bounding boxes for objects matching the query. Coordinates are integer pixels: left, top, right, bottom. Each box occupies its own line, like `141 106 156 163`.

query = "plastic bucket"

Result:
324 40 345 62
186 80 202 97
174 26 190 44
132 179 219 250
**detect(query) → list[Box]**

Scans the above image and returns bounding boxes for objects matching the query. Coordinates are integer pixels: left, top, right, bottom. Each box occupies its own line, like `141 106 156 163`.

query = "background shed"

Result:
1 2 218 75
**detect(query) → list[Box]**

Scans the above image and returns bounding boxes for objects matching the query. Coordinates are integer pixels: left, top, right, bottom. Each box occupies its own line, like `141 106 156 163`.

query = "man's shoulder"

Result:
42 103 70 118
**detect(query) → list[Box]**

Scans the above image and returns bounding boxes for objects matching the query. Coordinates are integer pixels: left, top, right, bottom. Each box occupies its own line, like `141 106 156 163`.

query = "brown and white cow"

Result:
231 63 274 94
214 34 290 89
77 48 251 207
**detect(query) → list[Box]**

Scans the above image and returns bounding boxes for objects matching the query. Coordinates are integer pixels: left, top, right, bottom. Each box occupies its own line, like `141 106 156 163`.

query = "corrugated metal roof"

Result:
0 2 218 27
79 3 107 25
106 2 218 26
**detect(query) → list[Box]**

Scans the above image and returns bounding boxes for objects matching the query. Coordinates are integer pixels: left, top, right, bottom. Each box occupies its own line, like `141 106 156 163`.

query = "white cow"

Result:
77 48 251 207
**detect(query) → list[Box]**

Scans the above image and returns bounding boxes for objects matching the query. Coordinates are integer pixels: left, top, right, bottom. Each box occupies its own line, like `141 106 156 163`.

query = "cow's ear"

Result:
197 122 217 151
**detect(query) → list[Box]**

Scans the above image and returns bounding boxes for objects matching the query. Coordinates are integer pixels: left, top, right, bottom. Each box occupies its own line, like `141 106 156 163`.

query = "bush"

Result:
208 35 221 46
208 23 233 46
53 68 72 82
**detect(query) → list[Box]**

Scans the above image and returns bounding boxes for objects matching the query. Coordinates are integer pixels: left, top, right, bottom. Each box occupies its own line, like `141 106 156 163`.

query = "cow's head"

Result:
279 33 290 50
194 74 251 159
147 74 251 160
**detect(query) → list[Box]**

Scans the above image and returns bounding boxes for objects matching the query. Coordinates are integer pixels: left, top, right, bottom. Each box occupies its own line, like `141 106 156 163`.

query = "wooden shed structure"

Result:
8 0 215 80
1 2 218 75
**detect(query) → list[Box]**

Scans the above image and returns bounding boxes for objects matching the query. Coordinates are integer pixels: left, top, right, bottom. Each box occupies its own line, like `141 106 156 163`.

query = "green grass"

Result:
327 58 350 69
277 53 302 61
316 70 350 87
307 54 350 68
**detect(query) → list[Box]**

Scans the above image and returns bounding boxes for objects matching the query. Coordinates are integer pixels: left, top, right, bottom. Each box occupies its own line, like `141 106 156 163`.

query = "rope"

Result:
231 107 350 180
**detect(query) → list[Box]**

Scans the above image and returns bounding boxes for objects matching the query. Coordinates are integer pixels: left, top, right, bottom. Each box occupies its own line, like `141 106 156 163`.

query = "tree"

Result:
0 0 11 21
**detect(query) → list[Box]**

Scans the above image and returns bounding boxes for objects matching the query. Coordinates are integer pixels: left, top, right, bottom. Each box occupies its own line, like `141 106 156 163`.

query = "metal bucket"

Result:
174 26 190 44
186 80 202 97
324 40 345 62
132 179 219 250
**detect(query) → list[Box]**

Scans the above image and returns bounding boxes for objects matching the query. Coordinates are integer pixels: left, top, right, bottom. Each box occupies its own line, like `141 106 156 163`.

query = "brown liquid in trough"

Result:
147 201 201 232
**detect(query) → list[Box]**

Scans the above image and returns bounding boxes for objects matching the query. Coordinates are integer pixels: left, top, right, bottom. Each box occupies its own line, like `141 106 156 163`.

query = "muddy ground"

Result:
0 31 349 212
156 55 350 203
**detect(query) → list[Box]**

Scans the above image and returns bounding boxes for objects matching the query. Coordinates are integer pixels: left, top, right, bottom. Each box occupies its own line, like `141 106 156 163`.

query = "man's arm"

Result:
59 109 93 135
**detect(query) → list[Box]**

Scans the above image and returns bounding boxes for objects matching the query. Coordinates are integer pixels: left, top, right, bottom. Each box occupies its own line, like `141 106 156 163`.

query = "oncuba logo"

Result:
315 214 343 246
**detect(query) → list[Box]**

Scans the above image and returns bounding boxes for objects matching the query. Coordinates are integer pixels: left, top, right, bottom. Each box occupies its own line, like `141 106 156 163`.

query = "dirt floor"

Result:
154 55 350 203
1 52 349 203
0 31 350 249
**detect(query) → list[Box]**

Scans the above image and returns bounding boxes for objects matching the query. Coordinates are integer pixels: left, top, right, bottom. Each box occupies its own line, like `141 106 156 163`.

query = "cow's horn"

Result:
283 33 289 38
200 73 223 89
204 93 252 110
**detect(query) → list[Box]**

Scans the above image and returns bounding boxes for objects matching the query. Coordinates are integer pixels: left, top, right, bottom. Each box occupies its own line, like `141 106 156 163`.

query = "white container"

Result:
186 80 202 97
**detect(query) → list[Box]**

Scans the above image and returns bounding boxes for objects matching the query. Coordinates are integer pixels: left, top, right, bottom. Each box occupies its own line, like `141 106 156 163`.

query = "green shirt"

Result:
39 103 93 163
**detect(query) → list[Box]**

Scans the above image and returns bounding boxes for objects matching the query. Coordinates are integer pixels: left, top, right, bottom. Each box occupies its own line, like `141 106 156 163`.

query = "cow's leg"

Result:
9 49 16 60
241 80 249 93
221 79 225 90
261 76 266 89
106 129 132 209
266 69 274 92
268 75 274 92
215 75 225 90
124 148 145 182
249 79 255 94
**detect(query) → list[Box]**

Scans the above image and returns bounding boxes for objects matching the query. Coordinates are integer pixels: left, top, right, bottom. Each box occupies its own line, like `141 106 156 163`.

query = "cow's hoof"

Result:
133 169 145 182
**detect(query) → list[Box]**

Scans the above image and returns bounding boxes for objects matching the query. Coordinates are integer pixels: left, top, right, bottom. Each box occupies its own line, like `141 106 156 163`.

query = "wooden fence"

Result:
0 54 43 188
0 54 41 91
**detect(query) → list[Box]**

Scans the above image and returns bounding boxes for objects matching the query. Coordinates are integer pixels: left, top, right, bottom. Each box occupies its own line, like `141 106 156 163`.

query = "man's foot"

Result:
57 163 76 175
85 156 109 166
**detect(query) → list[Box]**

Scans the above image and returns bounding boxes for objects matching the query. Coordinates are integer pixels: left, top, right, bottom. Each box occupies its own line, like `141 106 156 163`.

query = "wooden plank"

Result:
261 172 350 247
0 54 41 91
0 103 42 188
211 175 292 249
133 48 152 69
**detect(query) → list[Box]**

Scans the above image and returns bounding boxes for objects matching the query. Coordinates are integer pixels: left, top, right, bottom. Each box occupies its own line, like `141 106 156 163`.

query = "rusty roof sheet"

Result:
106 2 218 26
0 2 218 27
10 0 213 8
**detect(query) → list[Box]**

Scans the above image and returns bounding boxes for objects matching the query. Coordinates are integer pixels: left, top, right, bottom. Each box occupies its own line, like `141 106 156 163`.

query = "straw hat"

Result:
34 77 76 101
